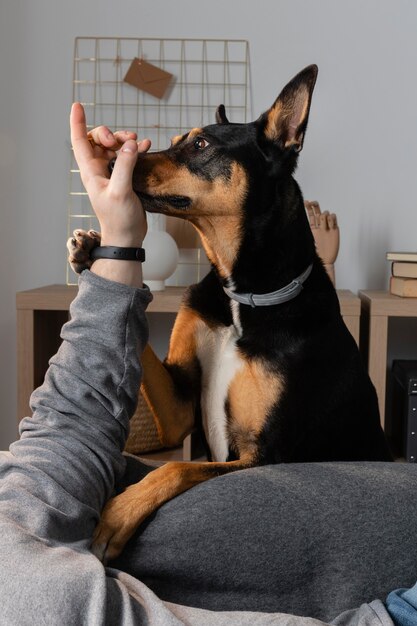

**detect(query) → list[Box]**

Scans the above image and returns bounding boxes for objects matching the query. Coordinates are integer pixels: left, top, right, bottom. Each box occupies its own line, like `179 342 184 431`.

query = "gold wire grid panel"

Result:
67 36 251 285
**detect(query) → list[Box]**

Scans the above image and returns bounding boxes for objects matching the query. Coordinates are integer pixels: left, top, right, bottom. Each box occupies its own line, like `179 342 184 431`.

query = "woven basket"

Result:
124 388 163 454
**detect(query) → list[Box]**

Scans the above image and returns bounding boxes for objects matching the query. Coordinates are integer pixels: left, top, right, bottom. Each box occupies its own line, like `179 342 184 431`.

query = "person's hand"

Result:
70 102 151 248
70 103 151 287
305 200 339 286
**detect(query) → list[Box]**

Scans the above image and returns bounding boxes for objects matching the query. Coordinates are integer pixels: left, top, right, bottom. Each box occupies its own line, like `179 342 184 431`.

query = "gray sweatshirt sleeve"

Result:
16 270 153 515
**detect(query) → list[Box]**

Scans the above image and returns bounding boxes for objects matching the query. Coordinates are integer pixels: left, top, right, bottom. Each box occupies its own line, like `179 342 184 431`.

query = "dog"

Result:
68 64 392 562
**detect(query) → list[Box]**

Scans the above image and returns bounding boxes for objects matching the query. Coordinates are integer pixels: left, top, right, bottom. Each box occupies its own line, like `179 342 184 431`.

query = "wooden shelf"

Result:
359 290 417 427
16 284 186 313
360 290 417 317
16 284 361 460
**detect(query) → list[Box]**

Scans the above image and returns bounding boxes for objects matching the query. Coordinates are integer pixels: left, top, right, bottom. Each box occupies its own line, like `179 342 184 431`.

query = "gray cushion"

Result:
114 460 417 621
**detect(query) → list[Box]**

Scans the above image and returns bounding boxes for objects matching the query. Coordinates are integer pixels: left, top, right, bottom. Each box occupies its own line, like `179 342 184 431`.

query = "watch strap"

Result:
90 246 145 262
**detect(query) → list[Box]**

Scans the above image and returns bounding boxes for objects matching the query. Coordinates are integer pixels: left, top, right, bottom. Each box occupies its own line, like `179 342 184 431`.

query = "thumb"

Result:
109 139 138 194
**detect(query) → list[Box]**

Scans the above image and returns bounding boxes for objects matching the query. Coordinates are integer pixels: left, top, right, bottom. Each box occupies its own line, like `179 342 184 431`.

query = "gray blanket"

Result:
0 270 408 625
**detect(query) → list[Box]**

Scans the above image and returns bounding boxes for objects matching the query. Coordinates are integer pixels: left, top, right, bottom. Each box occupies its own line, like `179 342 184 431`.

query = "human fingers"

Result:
137 138 151 154
70 103 94 171
71 103 111 185
109 138 151 194
114 130 137 144
87 127 137 151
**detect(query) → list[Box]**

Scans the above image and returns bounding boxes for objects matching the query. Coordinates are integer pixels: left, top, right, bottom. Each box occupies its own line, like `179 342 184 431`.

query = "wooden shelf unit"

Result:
16 284 361 459
359 290 417 428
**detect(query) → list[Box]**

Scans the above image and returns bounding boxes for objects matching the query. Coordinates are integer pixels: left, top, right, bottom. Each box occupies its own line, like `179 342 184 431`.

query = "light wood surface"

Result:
359 290 417 316
16 284 361 459
359 290 417 428
16 284 186 313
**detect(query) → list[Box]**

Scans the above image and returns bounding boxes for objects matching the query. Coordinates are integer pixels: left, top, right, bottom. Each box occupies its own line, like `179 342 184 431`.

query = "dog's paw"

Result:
67 229 101 274
91 491 141 563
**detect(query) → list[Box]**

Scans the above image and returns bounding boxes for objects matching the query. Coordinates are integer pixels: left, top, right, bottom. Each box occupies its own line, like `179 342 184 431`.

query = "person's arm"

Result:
0 105 164 625
13 103 154 522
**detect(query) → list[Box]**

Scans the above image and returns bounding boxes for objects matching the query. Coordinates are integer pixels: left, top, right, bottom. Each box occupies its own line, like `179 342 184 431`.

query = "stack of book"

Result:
387 252 417 297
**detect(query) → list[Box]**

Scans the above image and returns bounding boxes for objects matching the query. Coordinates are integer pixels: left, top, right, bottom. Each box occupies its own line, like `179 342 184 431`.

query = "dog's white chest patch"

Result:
196 323 244 462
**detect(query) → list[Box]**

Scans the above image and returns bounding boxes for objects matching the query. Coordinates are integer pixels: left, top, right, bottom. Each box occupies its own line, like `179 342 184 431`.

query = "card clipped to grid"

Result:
123 57 173 99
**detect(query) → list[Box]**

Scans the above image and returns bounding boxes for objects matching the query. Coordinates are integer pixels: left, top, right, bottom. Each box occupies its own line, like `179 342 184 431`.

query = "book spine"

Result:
392 262 417 279
390 276 417 297
387 252 417 262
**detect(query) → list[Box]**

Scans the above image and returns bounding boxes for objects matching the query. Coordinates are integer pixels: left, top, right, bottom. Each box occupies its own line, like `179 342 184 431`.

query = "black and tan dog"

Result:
69 65 392 561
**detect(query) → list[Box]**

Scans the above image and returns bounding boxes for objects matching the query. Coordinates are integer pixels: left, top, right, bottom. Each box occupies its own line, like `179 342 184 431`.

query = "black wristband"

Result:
90 246 145 262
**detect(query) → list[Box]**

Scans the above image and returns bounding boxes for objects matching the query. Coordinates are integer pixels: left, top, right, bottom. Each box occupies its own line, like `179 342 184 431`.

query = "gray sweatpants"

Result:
0 271 394 625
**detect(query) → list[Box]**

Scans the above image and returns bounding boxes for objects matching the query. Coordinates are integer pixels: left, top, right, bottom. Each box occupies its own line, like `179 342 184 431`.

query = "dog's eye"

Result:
194 137 209 150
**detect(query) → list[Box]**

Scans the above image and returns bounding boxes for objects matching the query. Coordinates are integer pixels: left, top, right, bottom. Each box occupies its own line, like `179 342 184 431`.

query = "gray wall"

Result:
1 0 417 448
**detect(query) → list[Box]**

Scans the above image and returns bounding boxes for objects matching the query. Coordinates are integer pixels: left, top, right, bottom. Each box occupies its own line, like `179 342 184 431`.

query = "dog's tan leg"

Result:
140 305 204 448
92 457 255 562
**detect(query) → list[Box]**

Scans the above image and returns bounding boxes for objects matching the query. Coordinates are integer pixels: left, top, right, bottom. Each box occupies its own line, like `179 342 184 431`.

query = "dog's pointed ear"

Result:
216 104 229 124
261 65 318 152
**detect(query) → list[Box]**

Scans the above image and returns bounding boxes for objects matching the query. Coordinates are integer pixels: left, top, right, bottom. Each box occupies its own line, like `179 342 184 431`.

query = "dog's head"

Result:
131 65 318 277
132 64 317 219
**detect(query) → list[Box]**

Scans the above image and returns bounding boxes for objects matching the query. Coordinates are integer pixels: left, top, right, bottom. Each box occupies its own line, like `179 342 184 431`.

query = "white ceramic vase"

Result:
142 214 179 291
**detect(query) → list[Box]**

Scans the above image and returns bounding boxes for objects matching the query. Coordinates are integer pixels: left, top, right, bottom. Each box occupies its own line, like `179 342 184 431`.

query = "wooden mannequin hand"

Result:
305 200 339 286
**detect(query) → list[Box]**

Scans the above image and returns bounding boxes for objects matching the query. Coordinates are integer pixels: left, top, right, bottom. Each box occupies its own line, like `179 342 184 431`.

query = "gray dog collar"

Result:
223 263 313 308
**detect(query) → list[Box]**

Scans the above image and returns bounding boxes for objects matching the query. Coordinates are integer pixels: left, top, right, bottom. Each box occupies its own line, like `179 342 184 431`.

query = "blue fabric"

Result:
386 583 417 626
